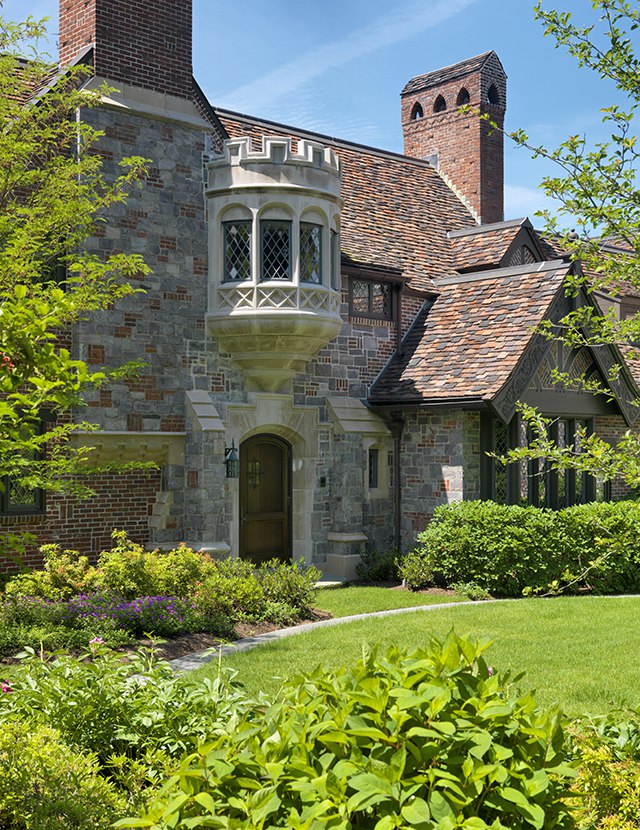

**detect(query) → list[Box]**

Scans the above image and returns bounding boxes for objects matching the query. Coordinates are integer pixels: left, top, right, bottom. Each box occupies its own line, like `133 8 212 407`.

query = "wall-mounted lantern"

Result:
224 439 240 479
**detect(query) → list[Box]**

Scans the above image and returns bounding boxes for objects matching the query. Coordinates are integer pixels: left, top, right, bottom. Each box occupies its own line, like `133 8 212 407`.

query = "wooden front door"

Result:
240 435 291 563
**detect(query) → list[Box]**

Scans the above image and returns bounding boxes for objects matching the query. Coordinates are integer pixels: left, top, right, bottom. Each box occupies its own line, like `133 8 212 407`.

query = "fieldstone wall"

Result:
400 409 480 547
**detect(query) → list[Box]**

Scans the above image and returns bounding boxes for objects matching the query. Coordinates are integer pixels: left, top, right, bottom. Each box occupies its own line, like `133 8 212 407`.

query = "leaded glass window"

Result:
492 420 508 503
331 230 339 287
349 279 392 320
261 220 291 281
300 223 322 284
368 448 379 489
223 221 252 282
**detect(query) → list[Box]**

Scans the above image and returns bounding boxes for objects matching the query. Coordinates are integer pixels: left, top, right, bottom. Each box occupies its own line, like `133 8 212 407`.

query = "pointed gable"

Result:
448 218 547 273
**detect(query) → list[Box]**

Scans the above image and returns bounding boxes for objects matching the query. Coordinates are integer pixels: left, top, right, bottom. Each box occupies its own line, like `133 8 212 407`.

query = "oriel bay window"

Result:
481 413 602 509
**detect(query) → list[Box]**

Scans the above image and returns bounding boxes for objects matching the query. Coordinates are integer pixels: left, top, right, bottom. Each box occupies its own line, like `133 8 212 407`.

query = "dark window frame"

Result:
0 476 45 516
481 413 600 509
349 278 393 321
368 447 380 489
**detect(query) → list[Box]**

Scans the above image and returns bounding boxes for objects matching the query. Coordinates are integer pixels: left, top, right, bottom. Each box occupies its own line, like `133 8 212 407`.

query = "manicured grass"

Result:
314 585 464 617
195 595 640 715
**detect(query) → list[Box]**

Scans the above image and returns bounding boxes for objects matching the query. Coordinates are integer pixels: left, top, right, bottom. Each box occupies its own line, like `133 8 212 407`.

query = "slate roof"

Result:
216 109 476 292
449 218 530 271
369 260 571 405
401 51 497 95
8 56 59 104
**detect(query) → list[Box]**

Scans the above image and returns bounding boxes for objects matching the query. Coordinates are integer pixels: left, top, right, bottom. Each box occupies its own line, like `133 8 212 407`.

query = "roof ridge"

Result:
401 51 497 95
215 107 456 168
435 258 569 286
448 218 530 238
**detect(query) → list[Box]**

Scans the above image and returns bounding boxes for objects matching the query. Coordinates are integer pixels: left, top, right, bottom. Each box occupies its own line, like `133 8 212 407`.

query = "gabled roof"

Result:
401 51 502 95
216 109 476 292
449 217 545 272
368 260 571 406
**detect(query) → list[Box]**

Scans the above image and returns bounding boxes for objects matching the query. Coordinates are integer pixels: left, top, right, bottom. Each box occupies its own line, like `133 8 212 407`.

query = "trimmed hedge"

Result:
411 499 640 597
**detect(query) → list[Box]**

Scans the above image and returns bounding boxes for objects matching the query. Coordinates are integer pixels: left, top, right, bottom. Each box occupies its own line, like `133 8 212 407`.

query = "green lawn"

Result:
314 585 464 617
194 595 640 716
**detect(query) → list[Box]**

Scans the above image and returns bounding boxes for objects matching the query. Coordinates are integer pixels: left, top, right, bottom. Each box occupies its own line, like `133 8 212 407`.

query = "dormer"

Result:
206 136 343 392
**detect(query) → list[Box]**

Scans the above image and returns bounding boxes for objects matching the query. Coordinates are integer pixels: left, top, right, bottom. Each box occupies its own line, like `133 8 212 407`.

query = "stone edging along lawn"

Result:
168 599 507 673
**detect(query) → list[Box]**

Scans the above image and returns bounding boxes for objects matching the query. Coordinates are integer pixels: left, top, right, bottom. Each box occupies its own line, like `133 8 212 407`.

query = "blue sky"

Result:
2 0 630 221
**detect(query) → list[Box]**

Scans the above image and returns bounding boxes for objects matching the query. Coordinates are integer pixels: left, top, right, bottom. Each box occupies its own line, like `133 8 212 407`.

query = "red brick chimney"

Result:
59 0 193 99
401 51 506 225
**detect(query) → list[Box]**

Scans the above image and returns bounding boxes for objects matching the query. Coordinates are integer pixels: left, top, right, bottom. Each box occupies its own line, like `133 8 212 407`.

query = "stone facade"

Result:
2 0 637 574
400 410 481 546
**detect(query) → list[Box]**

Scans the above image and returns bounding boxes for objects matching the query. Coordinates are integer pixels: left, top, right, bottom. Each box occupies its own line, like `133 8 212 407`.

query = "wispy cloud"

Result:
214 0 478 112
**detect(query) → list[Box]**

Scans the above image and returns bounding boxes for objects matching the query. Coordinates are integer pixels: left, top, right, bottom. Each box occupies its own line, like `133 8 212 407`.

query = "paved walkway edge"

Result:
168 598 506 673
169 593 640 673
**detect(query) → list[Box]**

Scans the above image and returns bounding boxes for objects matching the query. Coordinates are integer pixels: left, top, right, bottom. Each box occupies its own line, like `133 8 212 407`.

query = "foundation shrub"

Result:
555 501 640 594
397 548 435 590
417 500 640 596
0 718 127 830
417 501 559 596
195 558 265 621
96 532 216 599
355 545 402 582
257 558 319 616
122 634 575 830
3 545 100 600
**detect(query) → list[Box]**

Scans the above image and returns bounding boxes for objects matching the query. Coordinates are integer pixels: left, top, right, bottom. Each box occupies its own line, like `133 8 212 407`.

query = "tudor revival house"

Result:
2 0 638 575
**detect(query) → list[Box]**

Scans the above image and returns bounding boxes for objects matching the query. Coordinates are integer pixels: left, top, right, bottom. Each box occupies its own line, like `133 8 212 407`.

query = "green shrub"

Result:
121 634 576 830
195 558 265 621
96 532 217 599
257 558 319 615
568 710 640 829
4 545 100 600
0 718 127 830
416 500 559 596
556 501 640 594
416 499 640 597
355 545 402 582
452 581 493 601
0 644 257 774
398 547 435 590
0 622 128 660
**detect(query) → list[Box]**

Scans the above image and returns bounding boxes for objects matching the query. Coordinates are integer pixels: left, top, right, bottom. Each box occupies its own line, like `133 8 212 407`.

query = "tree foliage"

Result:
0 14 150 498
503 1 640 485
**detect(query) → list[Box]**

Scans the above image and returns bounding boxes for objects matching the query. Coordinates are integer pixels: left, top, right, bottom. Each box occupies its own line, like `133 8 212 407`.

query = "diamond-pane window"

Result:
492 420 508 504
300 223 322 284
223 221 251 282
350 279 392 320
8 479 39 509
351 280 369 313
261 221 291 281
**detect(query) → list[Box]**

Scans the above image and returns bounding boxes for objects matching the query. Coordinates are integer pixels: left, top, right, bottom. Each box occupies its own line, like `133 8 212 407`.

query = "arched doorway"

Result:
239 434 291 563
